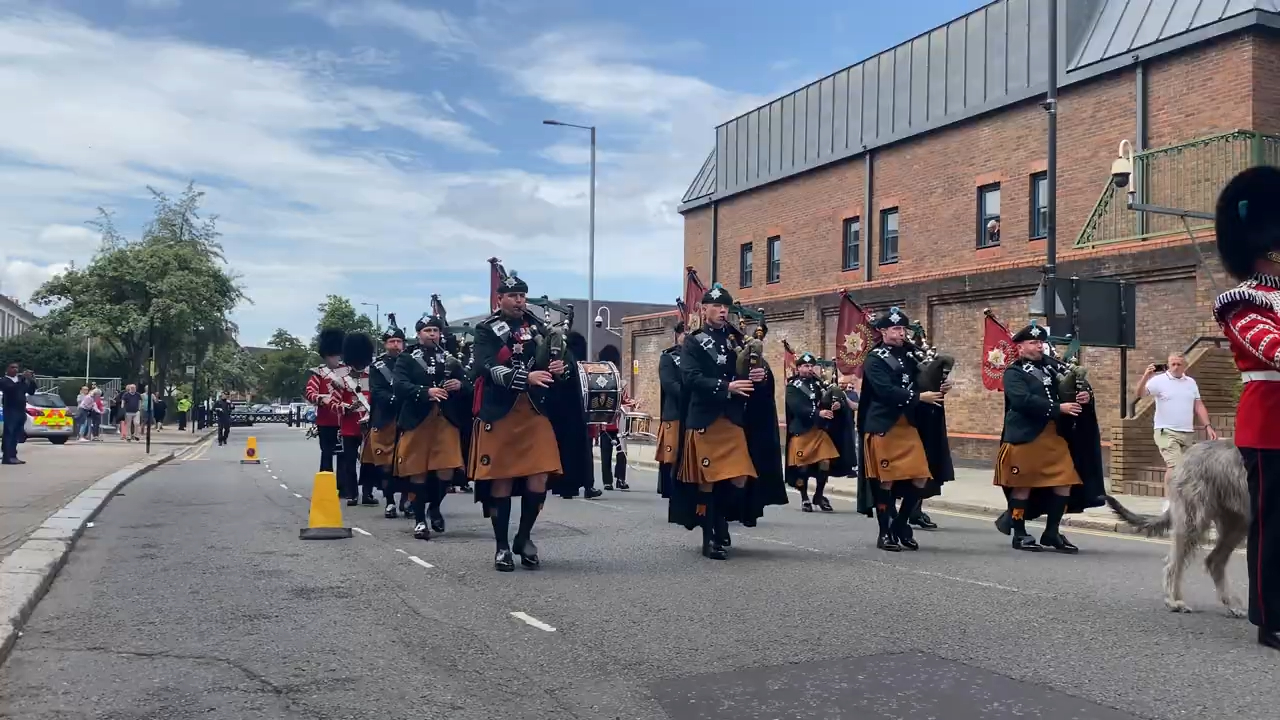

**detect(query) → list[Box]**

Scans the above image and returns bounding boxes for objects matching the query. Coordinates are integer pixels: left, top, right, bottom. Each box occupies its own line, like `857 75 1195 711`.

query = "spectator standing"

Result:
1 363 37 465
177 395 191 431
77 390 96 442
120 384 142 441
74 385 89 437
1136 354 1218 511
154 394 167 431
91 389 104 441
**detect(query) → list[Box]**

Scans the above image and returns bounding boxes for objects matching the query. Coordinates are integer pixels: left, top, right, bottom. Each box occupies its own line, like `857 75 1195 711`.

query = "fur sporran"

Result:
735 336 766 377
533 326 566 371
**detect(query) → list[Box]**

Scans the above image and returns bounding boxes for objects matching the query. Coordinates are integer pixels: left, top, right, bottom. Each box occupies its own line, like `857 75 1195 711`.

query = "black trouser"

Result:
337 434 361 499
2 416 23 461
217 422 230 445
1241 448 1280 631
359 461 380 499
178 414 187 431
318 426 338 473
599 429 626 485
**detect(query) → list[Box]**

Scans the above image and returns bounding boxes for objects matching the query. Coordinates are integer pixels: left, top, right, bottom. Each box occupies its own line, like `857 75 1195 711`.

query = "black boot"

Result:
1008 497 1041 551
890 484 920 551
427 478 446 533
491 497 514 572
411 488 429 540
909 499 937 529
513 491 546 568
812 468 833 512
1040 494 1078 554
873 485 900 551
1259 628 1280 651
614 453 630 490
699 494 726 560
794 467 812 512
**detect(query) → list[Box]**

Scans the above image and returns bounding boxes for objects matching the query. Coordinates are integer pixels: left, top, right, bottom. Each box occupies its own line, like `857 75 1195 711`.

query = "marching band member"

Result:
1212 166 1280 650
393 316 470 541
785 353 853 513
338 332 375 506
668 284 787 561
655 322 686 498
304 328 349 482
993 320 1104 553
856 308 946 551
596 345 633 491
560 331 603 500
469 275 587 571
366 317 406 518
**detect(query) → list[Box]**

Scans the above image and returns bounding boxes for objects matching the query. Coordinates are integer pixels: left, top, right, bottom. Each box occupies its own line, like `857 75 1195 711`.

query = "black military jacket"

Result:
681 323 746 430
392 342 471 431
472 310 566 422
658 345 683 422
859 343 922 434
367 352 402 430
785 375 826 436
1000 356 1065 444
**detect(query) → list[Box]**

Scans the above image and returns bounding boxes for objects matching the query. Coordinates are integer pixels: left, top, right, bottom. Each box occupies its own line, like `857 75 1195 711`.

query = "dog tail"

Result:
1105 494 1171 537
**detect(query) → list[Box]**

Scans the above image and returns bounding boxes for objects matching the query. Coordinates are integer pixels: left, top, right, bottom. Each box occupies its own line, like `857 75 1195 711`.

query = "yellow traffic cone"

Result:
240 436 261 464
300 471 352 540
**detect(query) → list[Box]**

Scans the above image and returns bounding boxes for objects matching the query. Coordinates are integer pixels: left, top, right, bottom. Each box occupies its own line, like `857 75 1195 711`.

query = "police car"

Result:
1 392 77 444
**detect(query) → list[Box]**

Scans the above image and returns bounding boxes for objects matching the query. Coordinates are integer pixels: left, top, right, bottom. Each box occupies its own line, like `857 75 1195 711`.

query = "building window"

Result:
739 243 753 288
879 208 899 264
1030 172 1048 239
978 183 1001 248
842 217 861 271
766 236 781 284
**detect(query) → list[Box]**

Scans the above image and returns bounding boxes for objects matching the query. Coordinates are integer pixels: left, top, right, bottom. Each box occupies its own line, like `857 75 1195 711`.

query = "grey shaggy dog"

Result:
1106 439 1250 618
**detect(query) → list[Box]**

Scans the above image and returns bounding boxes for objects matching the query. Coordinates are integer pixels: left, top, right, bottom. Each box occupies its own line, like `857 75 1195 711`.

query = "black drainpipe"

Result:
1135 61 1148 236
710 201 719 285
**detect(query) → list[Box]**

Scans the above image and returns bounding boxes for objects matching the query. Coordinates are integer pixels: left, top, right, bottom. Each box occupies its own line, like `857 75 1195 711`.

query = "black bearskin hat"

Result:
317 328 345 358
598 344 622 365
565 331 587 363
342 332 376 370
1215 165 1280 280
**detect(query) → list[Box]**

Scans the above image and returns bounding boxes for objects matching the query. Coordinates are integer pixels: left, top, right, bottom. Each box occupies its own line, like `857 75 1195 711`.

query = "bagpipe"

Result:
1046 336 1092 400
905 321 956 392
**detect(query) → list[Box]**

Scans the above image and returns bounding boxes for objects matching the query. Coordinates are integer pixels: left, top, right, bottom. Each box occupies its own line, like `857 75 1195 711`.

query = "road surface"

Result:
1 425 1273 719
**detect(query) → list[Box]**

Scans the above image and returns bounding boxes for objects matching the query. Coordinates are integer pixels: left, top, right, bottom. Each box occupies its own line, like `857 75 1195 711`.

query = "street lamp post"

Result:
543 119 597 361
361 302 381 332
594 306 622 337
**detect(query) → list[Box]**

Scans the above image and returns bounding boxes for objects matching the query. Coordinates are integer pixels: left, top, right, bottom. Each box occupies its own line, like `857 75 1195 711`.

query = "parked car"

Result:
23 392 76 444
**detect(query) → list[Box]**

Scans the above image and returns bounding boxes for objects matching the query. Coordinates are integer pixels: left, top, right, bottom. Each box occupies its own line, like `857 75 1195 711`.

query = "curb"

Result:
599 452 1139 536
0 430 215 665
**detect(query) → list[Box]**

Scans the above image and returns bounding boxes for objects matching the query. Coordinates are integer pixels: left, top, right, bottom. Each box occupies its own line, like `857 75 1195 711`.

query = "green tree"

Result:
199 343 261 396
0 330 129 380
259 328 315 402
313 295 376 349
31 183 247 386
268 328 305 351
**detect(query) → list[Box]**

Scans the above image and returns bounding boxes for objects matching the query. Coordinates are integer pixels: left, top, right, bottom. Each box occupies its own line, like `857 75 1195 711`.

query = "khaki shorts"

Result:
1153 428 1196 467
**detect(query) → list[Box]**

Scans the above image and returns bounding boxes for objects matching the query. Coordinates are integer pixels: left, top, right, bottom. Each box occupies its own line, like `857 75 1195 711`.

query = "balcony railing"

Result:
1075 130 1280 249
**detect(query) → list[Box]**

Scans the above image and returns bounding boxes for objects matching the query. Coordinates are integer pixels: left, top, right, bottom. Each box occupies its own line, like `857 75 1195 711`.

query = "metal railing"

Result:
1075 130 1280 249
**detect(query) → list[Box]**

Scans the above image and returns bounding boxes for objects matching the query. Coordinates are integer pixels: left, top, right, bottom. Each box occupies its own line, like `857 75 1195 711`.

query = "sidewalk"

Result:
603 440 1166 535
0 430 213 560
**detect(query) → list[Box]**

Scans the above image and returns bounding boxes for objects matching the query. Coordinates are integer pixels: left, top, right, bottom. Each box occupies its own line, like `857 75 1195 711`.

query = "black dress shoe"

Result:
1041 532 1079 554
495 550 515 572
897 535 920 551
701 542 727 560
583 488 603 499
877 533 901 551
603 483 614 491
616 480 630 491
413 522 430 540
1258 628 1280 650
429 510 446 534
910 511 937 529
346 498 359 507
801 501 813 513
513 535 540 568
361 494 378 506
1012 534 1042 551
815 496 834 513
384 503 398 519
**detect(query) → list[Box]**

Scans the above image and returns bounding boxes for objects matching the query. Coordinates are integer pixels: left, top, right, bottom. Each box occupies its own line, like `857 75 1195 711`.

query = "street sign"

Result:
186 365 196 377
632 360 640 374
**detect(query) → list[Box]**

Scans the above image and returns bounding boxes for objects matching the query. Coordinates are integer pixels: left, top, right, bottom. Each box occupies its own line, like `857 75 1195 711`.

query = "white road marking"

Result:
352 527 371 536
271 475 279 480
394 548 406 554
279 483 288 489
407 555 434 569
510 612 556 632
292 492 303 499
86 522 95 528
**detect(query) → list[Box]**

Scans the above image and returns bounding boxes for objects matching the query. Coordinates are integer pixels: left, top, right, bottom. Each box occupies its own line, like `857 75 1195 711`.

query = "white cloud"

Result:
458 97 494 121
0 255 66 311
296 0 471 51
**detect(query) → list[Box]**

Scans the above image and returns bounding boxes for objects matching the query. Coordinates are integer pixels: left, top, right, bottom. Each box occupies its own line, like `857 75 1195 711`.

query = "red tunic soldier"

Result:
1212 166 1280 651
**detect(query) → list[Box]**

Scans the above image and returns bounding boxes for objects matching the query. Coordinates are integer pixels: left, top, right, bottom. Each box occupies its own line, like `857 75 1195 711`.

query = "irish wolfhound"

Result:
1106 438 1250 617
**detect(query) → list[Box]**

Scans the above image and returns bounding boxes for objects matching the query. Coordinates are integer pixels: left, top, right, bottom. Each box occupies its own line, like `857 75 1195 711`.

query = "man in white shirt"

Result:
1136 353 1217 509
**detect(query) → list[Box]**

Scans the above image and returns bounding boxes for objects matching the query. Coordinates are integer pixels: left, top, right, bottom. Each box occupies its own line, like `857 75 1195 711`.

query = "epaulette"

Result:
1214 277 1280 322
479 312 503 326
662 345 680 355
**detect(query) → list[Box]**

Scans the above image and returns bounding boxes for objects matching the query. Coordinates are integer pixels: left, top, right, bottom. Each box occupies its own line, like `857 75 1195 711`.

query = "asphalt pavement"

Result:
1 425 1274 720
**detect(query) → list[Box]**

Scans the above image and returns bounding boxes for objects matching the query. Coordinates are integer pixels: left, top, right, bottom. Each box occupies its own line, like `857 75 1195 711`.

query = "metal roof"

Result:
1071 0 1278 69
679 0 1280 212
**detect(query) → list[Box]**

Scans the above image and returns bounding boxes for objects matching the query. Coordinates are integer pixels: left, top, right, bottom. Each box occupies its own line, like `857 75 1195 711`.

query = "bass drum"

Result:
577 361 622 426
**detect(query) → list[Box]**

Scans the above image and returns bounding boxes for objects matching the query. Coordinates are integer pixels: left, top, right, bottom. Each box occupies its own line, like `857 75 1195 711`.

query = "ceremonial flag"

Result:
781 339 798 379
981 309 1018 391
682 266 706 330
835 292 876 378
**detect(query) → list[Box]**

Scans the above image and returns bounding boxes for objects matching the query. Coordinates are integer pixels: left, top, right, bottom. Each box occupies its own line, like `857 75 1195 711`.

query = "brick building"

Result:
622 0 1274 491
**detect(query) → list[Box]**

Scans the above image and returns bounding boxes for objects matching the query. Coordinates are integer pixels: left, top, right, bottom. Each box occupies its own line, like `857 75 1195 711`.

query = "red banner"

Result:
488 257 504 313
981 310 1018 391
835 293 876 378
781 338 798 379
682 266 706 330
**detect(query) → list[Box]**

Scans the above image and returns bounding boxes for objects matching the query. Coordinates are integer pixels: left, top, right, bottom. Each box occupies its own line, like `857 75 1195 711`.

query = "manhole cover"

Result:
651 652 1141 720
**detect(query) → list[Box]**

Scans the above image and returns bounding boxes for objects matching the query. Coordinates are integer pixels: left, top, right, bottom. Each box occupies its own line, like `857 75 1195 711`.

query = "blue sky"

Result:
0 0 978 345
